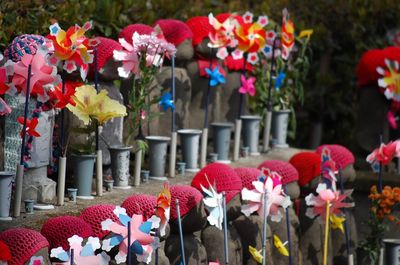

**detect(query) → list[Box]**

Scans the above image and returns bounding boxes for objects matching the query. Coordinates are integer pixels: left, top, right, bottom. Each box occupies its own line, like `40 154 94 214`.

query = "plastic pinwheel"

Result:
321 147 338 189
154 182 171 237
259 167 282 188
241 171 291 222
200 176 224 230
101 206 158 264
330 214 345 233
274 72 286 91
281 8 295 60
205 66 226 87
273 234 289 256
249 245 263 263
366 140 400 171
208 13 237 60
49 81 82 110
159 92 174 111
377 59 400 103
232 11 270 65
50 235 110 265
17 117 40 138
48 21 95 81
238 75 256 96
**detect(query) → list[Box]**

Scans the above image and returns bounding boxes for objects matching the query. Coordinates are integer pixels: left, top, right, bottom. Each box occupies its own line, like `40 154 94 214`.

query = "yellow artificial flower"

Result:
249 245 263 264
273 235 289 256
299 29 314 41
330 214 345 233
67 85 126 125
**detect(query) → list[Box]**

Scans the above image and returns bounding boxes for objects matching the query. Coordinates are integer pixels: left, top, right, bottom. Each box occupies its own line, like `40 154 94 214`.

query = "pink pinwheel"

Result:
241 174 291 222
238 75 256 96
113 38 140 78
366 140 400 166
260 167 282 188
208 13 237 60
9 48 60 102
305 183 354 222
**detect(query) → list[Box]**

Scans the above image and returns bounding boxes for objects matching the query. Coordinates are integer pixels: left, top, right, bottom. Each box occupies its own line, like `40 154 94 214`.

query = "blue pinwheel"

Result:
159 92 175 111
274 71 286 90
205 66 226 87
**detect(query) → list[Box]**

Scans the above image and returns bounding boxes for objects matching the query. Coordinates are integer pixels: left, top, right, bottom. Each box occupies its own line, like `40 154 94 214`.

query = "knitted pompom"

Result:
41 215 93 250
121 194 157 221
119 24 154 44
89 37 122 71
289 152 321 187
191 163 242 203
315 144 355 169
186 16 212 46
0 228 49 265
4 34 47 62
79 204 119 239
258 160 299 185
234 167 261 190
170 185 203 221
154 19 193 47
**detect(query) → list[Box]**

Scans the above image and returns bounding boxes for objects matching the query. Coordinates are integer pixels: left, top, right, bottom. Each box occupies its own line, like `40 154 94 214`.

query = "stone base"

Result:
272 143 289 148
34 204 55 210
76 195 95 200
149 176 168 181
113 185 132 190
250 152 261 156
22 166 56 203
185 168 200 173
216 160 231 164
0 217 12 221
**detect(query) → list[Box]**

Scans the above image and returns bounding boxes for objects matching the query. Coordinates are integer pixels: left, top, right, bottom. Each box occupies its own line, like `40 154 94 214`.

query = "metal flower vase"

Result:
0 172 14 220
72 154 96 199
146 136 170 180
271 109 291 148
211 122 233 163
178 129 202 172
241 115 261 155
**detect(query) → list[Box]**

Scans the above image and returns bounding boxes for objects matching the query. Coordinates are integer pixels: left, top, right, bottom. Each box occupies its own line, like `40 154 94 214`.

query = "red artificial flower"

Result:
49 81 82 109
17 116 41 138
367 140 400 166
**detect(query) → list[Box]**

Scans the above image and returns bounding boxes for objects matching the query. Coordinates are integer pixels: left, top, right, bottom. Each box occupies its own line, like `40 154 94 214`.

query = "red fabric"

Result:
41 216 94 250
154 19 193 47
198 59 226 77
223 55 254 72
170 185 203 221
191 163 243 203
119 24 154 44
0 240 11 261
0 228 49 265
186 16 212 46
234 167 261 190
289 152 321 187
258 160 299 185
121 194 157 221
89 37 122 71
315 144 355 169
79 204 119 239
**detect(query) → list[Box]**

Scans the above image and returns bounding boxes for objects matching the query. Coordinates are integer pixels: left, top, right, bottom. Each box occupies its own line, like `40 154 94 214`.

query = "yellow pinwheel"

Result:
330 214 345 233
299 29 314 41
273 235 289 256
249 245 263 264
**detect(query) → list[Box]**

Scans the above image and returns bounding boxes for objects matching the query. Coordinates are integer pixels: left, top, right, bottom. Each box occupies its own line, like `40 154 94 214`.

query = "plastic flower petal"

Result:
159 92 175 111
366 140 400 166
387 111 398 129
205 66 226 87
17 116 40 138
154 182 171 237
299 29 313 41
113 38 139 78
201 179 224 230
273 235 289 256
330 214 345 233
239 75 256 96
281 8 295 60
49 81 82 109
234 16 267 53
208 13 237 53
242 11 254 24
274 72 286 91
249 245 263 263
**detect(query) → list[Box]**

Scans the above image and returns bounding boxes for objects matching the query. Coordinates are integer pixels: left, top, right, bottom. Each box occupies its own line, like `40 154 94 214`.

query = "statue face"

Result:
27 248 51 265
194 38 214 58
175 39 194 61
226 194 242 221
285 181 300 200
341 165 356 183
98 59 120 81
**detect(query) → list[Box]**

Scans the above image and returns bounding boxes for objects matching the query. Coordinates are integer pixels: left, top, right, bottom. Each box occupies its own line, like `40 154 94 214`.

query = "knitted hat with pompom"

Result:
79 204 119 239
315 144 355 169
121 194 157 221
89 37 122 71
186 16 212 46
234 167 261 190
169 185 203 221
119 23 154 44
258 160 299 185
154 19 193 47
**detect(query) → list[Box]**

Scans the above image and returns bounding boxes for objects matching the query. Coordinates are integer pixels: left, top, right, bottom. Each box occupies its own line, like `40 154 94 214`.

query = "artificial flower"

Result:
201 179 224 230
49 81 82 109
377 59 400 102
387 111 398 129
67 85 126 125
0 240 11 262
48 21 95 80
205 66 226 87
208 13 237 59
113 38 140 78
238 75 256 96
50 235 109 265
17 117 40 138
0 98 11 116
9 47 60 102
330 214 345 233
154 182 171 237
305 183 354 222
249 245 263 263
299 29 314 41
273 235 289 256
366 140 400 166
159 92 174 111
274 72 286 90
281 8 295 60
241 175 291 222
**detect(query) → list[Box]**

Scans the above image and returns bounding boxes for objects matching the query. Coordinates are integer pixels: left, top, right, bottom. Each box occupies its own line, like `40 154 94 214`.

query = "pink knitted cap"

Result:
119 24 154 44
315 144 355 169
191 163 243 203
89 37 122 71
154 19 193 47
234 167 261 190
79 204 119 239
186 16 212 46
0 228 49 265
41 215 94 250
258 160 299 185
121 194 157 221
170 185 203 221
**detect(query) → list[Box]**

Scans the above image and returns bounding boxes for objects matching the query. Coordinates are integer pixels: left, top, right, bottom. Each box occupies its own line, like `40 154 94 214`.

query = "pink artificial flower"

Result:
387 111 398 129
305 183 354 222
238 75 256 96
366 140 400 166
113 38 140 78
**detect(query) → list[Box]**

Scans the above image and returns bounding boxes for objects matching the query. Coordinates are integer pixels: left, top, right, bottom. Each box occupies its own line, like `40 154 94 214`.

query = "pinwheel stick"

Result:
169 55 177 178
222 192 229 265
70 248 74 265
284 186 293 265
155 228 159 265
127 221 132 265
176 199 186 265
13 64 32 218
94 48 103 197
238 53 248 118
57 67 67 206
261 191 269 265
323 202 331 265
339 170 353 265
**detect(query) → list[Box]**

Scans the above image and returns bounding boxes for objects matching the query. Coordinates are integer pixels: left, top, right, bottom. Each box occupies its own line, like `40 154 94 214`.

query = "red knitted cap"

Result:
0 240 11 261
79 204 119 240
121 194 157 221
191 163 243 203
89 37 122 71
170 185 203 221
315 144 355 169
258 160 299 185
0 228 49 265
289 152 321 187
41 216 94 250
234 167 261 190
119 24 154 44
154 19 193 47
186 16 212 46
